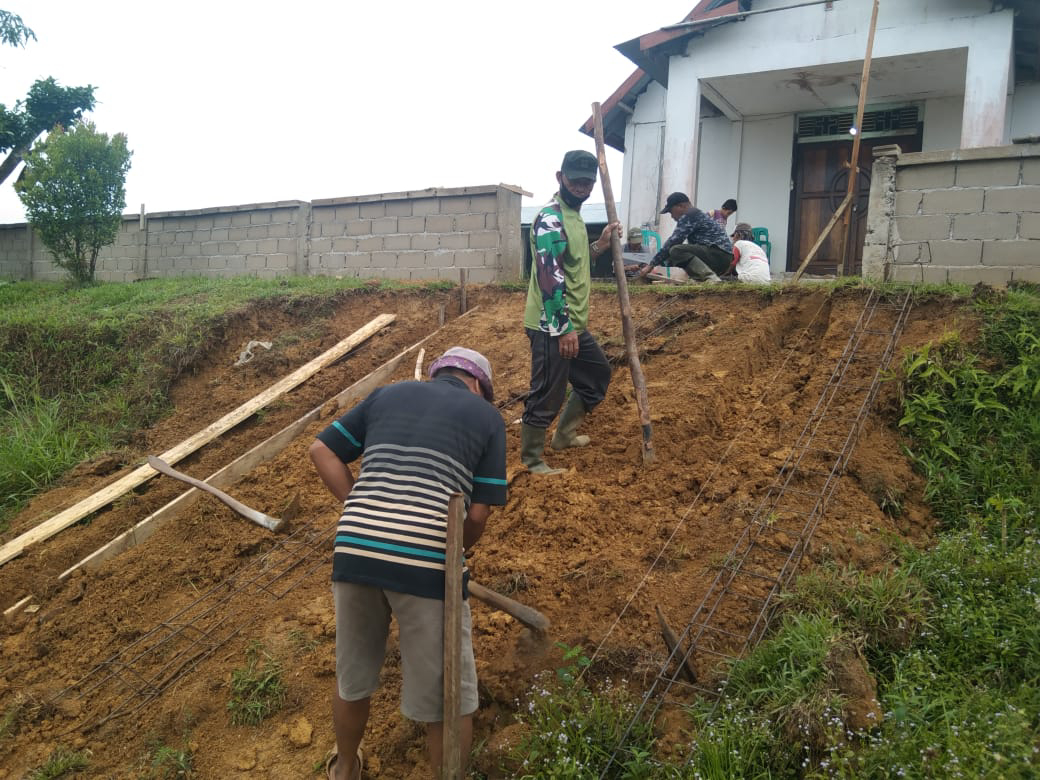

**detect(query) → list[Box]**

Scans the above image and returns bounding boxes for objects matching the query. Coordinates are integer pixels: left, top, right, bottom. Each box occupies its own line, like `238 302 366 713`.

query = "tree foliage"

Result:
0 9 34 47
0 10 95 187
15 121 132 284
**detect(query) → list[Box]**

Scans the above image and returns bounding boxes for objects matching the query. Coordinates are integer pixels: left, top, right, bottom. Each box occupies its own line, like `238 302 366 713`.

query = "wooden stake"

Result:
442 493 465 780
0 313 395 568
655 605 697 683
459 269 467 314
591 101 655 463
836 0 881 276
414 347 425 380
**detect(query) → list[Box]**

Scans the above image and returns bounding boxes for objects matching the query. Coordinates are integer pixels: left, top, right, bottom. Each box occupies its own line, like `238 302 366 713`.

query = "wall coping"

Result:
0 183 534 229
880 143 1040 167
312 183 530 207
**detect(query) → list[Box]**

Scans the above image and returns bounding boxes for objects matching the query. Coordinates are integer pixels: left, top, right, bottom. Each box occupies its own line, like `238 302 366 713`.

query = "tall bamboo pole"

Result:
591 102 655 464
794 0 880 282
836 0 881 276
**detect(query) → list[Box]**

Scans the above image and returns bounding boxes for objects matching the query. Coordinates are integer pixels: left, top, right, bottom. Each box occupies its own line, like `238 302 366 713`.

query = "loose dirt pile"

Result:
0 285 974 778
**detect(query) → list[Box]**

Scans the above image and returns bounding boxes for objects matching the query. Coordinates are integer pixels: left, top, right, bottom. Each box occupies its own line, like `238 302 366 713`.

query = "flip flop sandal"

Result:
324 747 364 780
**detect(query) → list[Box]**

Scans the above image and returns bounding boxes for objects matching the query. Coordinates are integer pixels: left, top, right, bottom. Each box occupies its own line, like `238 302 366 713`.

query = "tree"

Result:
0 9 34 47
0 10 95 187
15 121 132 284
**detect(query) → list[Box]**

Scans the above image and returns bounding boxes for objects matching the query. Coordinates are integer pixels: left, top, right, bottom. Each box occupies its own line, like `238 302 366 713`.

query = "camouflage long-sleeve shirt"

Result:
523 195 592 335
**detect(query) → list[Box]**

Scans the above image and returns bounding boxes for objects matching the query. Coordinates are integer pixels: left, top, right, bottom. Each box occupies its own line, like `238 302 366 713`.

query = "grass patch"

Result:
0 276 454 531
144 739 195 779
227 641 286 726
26 746 89 779
511 670 664 778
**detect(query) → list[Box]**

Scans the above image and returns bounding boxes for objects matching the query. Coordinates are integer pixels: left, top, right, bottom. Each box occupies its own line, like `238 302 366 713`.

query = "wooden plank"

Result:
57 326 442 582
3 595 32 622
0 313 395 568
442 493 465 780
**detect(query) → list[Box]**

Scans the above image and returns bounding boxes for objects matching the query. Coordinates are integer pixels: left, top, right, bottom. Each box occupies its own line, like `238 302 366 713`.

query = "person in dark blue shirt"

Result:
638 192 734 282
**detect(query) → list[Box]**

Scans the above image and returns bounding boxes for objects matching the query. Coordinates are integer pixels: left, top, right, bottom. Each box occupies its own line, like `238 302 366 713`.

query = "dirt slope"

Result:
0 285 974 778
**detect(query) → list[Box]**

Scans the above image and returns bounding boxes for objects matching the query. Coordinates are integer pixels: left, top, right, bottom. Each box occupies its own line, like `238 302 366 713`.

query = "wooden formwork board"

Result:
53 307 478 586
0 314 395 568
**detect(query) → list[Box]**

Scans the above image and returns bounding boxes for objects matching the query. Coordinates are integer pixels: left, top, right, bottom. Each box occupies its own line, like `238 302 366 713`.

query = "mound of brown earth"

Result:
0 285 974 778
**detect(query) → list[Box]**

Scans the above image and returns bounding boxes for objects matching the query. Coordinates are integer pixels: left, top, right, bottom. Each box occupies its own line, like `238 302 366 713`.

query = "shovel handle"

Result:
468 581 549 633
147 456 284 532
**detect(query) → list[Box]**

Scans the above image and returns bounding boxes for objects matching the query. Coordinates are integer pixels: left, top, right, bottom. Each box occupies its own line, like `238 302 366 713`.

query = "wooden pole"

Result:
459 269 467 314
836 0 880 276
591 102 656 464
792 192 854 282
442 493 465 780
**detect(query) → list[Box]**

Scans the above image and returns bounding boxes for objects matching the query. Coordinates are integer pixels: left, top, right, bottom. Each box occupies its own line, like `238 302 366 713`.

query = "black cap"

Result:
660 192 691 214
561 150 598 182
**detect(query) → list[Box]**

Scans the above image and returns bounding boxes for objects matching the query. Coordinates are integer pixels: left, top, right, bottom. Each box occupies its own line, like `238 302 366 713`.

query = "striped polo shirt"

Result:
316 374 507 600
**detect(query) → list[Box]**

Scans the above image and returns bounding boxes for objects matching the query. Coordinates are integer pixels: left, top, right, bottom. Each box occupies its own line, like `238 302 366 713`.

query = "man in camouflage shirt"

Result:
638 192 733 282
521 150 620 474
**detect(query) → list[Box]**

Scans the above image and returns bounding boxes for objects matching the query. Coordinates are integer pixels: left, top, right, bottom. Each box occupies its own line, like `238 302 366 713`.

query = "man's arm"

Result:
531 210 573 337
464 502 490 551
309 439 355 502
647 214 694 269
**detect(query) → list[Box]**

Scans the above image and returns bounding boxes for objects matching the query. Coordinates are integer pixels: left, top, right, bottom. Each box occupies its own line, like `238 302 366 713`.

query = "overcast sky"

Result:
0 0 695 224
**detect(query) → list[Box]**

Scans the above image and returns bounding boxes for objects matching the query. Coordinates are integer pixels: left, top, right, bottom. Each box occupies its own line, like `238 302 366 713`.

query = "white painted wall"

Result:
1010 84 1040 141
696 116 742 232
923 96 964 151
738 116 795 276
620 82 667 236
618 0 1024 271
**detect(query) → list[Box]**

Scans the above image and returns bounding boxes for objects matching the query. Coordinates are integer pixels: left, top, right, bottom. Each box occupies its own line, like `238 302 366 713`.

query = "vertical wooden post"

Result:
459 269 468 314
591 102 655 464
837 0 881 276
139 203 149 280
442 493 465 780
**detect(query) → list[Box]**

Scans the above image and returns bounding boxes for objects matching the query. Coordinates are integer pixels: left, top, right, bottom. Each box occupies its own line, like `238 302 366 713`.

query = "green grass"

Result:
26 746 89 779
144 740 195 779
0 276 450 531
227 641 286 726
505 286 1040 778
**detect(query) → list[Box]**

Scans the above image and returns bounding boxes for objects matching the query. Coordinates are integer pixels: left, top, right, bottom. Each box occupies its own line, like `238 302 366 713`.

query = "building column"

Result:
960 16 1013 148
660 55 701 232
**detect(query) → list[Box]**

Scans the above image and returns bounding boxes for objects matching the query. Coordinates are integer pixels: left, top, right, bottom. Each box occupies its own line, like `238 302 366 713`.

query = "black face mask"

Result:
559 179 591 209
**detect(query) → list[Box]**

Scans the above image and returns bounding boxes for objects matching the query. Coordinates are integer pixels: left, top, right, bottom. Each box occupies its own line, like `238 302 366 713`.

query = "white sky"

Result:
0 0 694 224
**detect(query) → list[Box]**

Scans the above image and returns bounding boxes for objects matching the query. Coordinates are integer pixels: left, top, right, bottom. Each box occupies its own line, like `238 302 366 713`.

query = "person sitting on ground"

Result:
637 192 733 283
707 198 737 230
728 222 771 284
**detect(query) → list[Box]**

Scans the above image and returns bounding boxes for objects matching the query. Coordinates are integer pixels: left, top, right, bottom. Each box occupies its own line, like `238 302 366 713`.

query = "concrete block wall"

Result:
863 144 1040 286
0 184 526 283
308 186 524 283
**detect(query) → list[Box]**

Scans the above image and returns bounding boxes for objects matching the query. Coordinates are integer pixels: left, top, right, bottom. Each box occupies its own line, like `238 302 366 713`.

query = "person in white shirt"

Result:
727 222 771 284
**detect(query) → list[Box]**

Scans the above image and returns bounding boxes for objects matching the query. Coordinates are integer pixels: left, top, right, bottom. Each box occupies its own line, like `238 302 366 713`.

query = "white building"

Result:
584 0 1040 276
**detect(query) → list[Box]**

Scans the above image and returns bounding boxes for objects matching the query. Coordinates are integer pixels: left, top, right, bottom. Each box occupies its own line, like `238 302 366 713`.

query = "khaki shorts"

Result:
333 582 478 722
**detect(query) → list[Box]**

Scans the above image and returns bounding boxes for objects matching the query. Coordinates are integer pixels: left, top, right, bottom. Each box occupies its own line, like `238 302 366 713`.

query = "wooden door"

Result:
789 134 920 275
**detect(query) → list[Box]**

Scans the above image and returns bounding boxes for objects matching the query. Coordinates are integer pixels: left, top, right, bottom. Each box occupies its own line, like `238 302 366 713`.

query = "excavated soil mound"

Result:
0 285 974 778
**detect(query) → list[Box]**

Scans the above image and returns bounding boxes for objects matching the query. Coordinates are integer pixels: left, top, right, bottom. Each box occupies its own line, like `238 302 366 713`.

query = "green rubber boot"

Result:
521 423 565 475
551 393 591 450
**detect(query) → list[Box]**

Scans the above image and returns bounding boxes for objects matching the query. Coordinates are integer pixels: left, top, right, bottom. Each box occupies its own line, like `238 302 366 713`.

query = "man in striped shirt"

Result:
310 347 507 780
